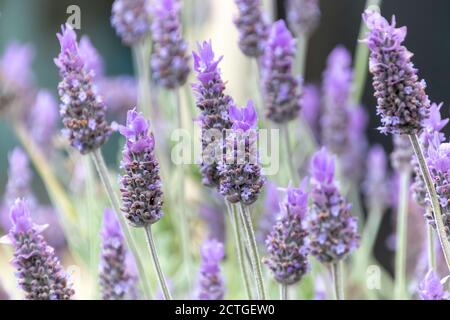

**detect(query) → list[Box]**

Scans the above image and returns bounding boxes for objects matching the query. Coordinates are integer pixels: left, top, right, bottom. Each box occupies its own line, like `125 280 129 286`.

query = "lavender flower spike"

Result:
1 199 74 300
308 148 360 263
300 84 321 140
55 24 112 155
111 0 152 46
197 239 226 300
100 208 140 300
418 270 450 300
218 100 265 205
321 46 352 155
263 181 310 285
29 90 58 151
286 0 321 37
119 109 163 227
262 20 301 123
233 0 269 57
192 40 233 188
151 0 190 89
363 10 430 135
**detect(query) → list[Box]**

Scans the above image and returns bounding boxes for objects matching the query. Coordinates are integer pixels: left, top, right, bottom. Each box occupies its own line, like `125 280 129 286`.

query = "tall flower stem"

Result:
427 221 437 270
351 0 382 105
227 202 253 299
409 134 450 271
295 35 308 78
175 88 192 290
90 149 152 299
132 39 152 120
394 169 410 299
238 203 266 300
282 124 298 184
280 284 288 300
331 261 345 300
144 224 172 300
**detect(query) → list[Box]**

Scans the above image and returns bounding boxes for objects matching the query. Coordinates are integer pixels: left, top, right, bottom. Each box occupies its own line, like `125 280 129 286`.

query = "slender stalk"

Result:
132 39 152 120
362 206 384 264
238 203 266 300
282 124 298 184
409 134 450 271
394 169 410 299
90 149 152 299
427 218 437 270
295 35 308 78
280 284 288 300
351 0 382 105
144 224 172 300
227 202 253 299
174 88 192 290
331 261 345 300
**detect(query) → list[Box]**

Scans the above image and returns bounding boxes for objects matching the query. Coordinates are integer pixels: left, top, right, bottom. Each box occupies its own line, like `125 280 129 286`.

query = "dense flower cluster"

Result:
233 0 269 57
218 101 265 205
55 24 112 155
308 148 360 263
197 239 225 300
321 46 352 155
363 10 430 135
263 182 310 285
99 209 139 300
286 0 321 36
151 0 190 89
192 40 233 188
111 0 151 46
418 270 449 300
262 20 301 123
1 199 74 300
119 109 164 227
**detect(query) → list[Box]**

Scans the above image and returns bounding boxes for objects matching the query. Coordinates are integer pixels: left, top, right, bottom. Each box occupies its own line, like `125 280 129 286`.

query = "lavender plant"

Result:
197 239 226 300
418 270 449 300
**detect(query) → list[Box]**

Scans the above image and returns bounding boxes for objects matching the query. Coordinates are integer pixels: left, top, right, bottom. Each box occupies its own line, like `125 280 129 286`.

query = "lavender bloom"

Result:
308 148 360 264
233 0 269 57
192 40 233 188
286 0 321 36
100 208 139 300
363 145 389 210
257 181 281 244
363 10 430 135
199 203 226 244
1 199 74 300
263 182 310 285
390 134 413 171
321 46 352 155
218 101 265 205
119 109 163 227
55 24 112 155
300 84 321 140
79 36 104 79
419 270 449 300
111 0 151 46
262 20 301 123
0 42 34 116
29 90 58 151
197 239 225 300
412 103 448 208
151 0 190 89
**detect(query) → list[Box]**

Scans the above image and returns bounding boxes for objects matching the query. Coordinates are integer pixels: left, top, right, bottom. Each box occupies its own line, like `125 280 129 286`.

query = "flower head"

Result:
229 100 257 131
55 24 112 155
418 270 449 300
197 239 225 300
262 20 301 123
119 109 163 227
286 0 321 36
363 10 430 134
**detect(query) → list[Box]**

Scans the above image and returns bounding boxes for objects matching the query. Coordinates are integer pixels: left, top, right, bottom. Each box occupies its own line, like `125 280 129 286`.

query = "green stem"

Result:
144 224 172 300
280 284 288 300
132 39 152 120
238 203 266 300
362 206 384 264
331 261 345 300
409 134 450 271
227 202 253 299
351 0 382 105
90 149 152 299
282 124 298 184
427 212 437 270
295 34 308 78
394 169 410 299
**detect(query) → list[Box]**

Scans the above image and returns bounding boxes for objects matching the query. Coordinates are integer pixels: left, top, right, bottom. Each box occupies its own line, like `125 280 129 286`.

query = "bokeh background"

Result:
0 0 449 291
